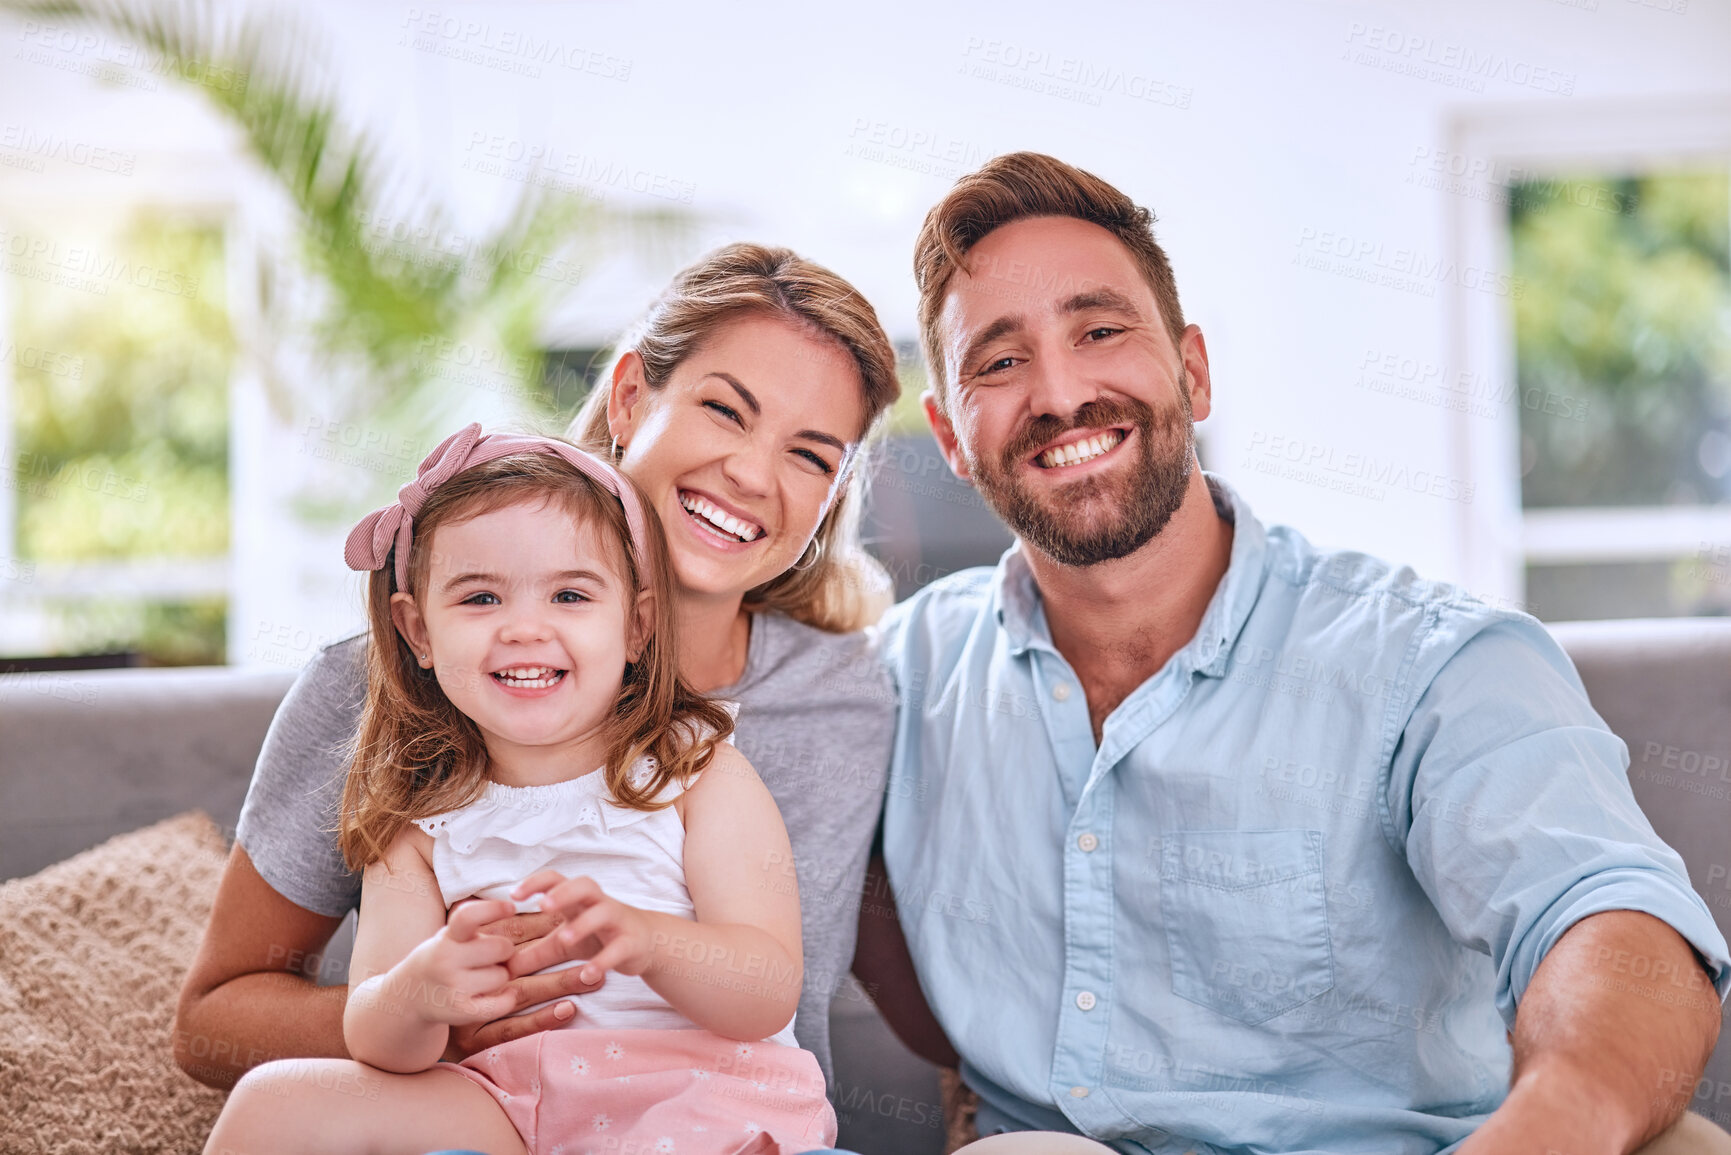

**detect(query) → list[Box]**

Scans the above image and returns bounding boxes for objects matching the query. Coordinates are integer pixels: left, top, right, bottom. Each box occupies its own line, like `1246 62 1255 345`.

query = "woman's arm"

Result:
513 746 804 1041
343 829 518 1073
174 844 350 1088
853 853 960 1068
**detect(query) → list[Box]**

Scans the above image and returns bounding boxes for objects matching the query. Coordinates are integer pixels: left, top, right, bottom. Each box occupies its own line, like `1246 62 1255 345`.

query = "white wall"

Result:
1 0 1727 663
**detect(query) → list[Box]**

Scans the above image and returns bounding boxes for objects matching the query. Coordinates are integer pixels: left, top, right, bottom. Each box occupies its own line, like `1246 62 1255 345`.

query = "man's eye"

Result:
977 356 1016 377
554 590 590 604
704 400 743 424
1084 327 1122 342
461 592 499 605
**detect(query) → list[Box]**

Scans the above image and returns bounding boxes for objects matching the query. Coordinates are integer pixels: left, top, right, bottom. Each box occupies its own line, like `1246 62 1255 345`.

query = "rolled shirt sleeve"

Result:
1390 614 1731 1026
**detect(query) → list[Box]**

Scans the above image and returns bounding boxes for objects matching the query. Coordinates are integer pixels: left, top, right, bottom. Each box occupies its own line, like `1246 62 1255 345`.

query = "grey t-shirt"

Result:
235 610 895 1086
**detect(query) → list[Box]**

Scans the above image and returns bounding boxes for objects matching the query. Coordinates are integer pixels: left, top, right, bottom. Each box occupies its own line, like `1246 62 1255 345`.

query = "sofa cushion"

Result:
0 811 229 1153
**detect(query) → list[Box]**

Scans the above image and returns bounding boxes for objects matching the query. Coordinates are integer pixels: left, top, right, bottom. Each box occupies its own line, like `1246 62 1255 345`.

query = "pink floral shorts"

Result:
442 1028 838 1155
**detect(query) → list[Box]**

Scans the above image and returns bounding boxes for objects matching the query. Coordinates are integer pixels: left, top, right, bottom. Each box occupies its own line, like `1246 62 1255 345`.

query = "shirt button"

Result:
1069 1085 1090 1099
1075 990 1097 1011
1077 832 1099 853
1052 682 1072 702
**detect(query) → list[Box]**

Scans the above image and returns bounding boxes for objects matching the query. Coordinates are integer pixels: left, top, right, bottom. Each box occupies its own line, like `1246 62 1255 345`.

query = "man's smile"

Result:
1029 426 1132 472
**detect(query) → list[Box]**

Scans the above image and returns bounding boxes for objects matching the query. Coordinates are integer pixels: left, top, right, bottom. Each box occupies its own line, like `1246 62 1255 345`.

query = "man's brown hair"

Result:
913 151 1185 406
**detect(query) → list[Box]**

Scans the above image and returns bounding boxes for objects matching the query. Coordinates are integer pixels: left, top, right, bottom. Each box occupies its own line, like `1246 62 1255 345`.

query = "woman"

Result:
175 243 900 1102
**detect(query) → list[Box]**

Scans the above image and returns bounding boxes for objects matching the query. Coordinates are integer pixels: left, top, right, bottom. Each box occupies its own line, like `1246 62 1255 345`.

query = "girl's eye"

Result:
704 400 743 425
461 592 499 606
794 448 834 475
554 590 590 604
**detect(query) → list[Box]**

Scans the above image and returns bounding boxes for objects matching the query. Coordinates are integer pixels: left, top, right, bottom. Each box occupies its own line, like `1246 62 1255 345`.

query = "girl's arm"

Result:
513 745 804 1041
344 828 519 1072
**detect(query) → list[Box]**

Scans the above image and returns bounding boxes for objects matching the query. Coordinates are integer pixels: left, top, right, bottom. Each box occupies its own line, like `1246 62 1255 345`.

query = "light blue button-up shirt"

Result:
876 475 1731 1155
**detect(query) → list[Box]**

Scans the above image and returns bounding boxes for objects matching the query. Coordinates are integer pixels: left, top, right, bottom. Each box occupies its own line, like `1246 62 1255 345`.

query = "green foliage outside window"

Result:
1511 171 1731 509
9 214 232 663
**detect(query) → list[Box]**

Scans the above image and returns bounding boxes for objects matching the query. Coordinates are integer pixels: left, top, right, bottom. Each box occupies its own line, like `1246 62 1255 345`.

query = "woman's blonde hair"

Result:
338 450 735 870
571 243 901 633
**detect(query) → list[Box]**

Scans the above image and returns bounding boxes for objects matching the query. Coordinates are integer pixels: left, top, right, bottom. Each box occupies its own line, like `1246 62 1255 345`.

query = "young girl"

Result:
204 423 838 1155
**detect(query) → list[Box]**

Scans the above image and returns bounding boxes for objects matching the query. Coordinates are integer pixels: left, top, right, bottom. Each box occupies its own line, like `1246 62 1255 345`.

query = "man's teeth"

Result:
679 492 762 542
493 667 564 689
1038 430 1124 469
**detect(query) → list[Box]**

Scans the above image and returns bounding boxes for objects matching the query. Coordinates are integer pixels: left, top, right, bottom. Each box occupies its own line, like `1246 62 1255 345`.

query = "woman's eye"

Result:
704 400 743 425
461 592 499 606
554 590 590 604
794 449 834 475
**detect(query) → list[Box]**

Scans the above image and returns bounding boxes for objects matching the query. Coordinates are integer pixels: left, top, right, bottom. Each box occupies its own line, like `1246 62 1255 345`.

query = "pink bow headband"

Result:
344 423 651 593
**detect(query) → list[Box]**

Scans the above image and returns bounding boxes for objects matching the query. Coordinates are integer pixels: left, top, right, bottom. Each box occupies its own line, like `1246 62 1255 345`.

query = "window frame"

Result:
1447 97 1731 608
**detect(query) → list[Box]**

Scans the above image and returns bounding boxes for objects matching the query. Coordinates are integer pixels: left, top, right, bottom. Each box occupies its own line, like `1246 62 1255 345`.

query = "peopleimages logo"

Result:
0 123 135 175
1243 431 1476 505
1294 228 1524 300
1342 22 1575 96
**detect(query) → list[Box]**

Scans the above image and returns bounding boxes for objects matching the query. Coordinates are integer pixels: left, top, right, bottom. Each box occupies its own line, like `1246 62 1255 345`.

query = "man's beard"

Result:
964 387 1195 568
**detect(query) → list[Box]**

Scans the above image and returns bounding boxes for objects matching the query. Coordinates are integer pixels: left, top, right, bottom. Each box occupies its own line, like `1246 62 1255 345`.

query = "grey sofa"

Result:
3 617 1729 1148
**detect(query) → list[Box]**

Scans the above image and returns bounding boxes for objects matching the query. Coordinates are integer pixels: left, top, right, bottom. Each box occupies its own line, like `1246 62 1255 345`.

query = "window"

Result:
2 211 232 664
1447 99 1731 622
1512 170 1731 619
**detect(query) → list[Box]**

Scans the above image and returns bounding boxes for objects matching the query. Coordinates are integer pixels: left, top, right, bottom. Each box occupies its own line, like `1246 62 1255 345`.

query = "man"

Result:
857 152 1731 1154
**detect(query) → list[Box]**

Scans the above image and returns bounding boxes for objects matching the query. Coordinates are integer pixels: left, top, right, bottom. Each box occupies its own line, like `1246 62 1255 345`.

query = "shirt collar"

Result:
990 472 1269 677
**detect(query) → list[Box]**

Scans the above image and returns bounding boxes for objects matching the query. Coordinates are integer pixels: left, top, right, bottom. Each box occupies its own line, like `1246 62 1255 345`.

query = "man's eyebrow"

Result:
957 314 1027 377
1060 288 1144 318
706 372 761 416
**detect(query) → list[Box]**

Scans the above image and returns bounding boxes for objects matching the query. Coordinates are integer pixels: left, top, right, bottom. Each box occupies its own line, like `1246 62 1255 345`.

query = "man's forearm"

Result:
174 973 350 1088
1464 910 1721 1154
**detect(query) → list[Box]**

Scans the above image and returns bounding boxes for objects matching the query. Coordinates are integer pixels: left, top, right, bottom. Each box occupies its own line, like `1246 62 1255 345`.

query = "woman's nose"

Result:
719 442 773 498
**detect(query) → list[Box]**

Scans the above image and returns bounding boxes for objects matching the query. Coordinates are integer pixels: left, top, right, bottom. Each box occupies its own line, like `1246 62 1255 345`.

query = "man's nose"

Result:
1023 345 1100 421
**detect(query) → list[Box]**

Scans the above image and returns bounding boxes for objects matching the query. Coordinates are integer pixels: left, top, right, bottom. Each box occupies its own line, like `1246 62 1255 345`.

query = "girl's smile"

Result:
390 499 652 786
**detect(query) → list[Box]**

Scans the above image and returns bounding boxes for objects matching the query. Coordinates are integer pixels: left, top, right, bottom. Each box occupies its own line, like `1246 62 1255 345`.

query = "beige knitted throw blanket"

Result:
0 812 229 1154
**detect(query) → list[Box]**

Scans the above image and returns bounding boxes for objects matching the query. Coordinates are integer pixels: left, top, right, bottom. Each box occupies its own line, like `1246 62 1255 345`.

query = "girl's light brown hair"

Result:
571 242 900 634
338 450 735 870
913 151 1186 408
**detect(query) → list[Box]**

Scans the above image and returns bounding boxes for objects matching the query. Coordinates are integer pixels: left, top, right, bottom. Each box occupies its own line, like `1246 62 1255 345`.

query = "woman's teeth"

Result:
492 667 564 689
1038 430 1124 469
679 492 762 543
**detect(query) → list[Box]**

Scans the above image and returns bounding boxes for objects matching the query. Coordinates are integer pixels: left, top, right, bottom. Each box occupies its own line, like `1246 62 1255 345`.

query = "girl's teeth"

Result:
494 667 562 689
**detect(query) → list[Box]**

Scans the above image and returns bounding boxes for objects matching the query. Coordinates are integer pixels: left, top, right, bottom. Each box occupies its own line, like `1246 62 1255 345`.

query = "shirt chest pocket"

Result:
1161 829 1335 1025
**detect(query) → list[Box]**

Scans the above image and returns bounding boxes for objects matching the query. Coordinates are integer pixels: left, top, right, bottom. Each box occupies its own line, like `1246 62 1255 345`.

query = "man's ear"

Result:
922 390 972 483
1179 324 1213 422
608 351 649 452
626 587 656 664
390 592 433 667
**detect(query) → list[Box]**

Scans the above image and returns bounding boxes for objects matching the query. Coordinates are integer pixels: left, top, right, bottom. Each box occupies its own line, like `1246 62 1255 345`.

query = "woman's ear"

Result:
608 351 649 453
390 592 433 667
626 587 656 664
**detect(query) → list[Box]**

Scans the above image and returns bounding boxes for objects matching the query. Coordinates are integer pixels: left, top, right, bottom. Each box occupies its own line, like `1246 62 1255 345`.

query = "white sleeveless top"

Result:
412 756 797 1045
